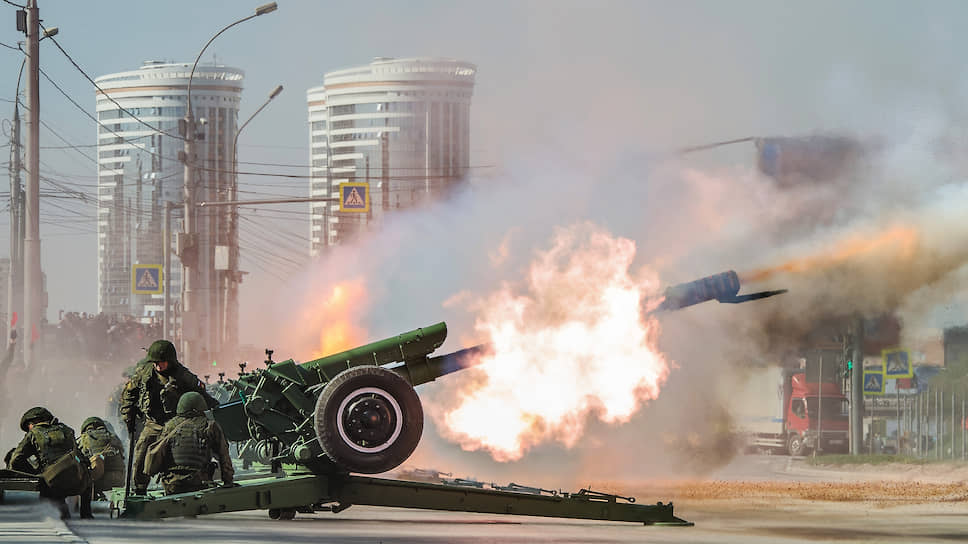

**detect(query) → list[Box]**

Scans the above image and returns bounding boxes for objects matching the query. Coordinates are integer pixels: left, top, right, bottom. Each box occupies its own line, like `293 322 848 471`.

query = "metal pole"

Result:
225 84 281 361
181 98 199 365
962 395 966 461
7 102 22 351
23 0 41 368
163 201 172 339
936 388 941 460
870 396 875 454
850 318 864 455
381 131 389 212
199 196 339 207
915 391 920 457
951 390 955 460
816 354 823 456
179 2 278 366
896 379 901 455
918 390 922 457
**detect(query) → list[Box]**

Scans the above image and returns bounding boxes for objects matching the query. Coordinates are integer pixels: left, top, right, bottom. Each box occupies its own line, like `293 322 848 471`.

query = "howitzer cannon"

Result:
117 322 691 525
114 272 787 523
212 322 487 476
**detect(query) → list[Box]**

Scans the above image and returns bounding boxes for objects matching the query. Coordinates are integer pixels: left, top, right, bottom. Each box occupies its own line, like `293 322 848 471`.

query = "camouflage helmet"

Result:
176 391 208 417
81 416 106 433
146 340 178 364
20 406 54 432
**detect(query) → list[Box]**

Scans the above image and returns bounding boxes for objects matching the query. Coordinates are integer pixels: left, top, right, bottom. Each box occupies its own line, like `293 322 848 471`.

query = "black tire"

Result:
315 366 423 474
787 433 807 456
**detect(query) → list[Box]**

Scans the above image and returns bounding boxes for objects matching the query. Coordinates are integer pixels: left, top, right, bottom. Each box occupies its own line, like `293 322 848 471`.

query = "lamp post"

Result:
224 84 283 356
180 2 277 365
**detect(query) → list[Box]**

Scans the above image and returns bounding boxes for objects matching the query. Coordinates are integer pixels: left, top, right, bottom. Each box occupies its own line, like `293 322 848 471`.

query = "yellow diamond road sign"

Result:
132 264 163 295
339 182 370 213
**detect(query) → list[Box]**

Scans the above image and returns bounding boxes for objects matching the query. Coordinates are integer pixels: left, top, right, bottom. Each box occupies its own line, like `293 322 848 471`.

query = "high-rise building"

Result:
307 57 476 255
95 61 243 355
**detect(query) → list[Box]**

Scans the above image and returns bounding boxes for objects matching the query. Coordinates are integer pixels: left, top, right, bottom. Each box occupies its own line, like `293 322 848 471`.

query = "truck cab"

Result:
783 372 849 455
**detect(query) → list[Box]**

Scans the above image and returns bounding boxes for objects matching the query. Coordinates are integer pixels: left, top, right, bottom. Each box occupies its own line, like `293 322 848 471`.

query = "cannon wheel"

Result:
315 366 423 474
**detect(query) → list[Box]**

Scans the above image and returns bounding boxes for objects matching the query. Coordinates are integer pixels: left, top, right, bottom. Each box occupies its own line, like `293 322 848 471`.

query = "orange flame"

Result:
307 280 369 359
742 224 919 283
437 224 670 462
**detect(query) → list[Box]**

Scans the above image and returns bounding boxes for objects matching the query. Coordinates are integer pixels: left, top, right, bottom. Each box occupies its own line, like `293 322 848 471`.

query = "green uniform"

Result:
119 342 216 494
77 417 126 493
158 392 234 495
119 359 214 427
8 408 92 518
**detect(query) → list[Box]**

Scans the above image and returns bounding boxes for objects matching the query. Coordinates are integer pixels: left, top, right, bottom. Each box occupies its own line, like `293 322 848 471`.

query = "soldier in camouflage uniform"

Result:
7 407 93 519
77 416 126 494
119 340 216 495
157 392 235 495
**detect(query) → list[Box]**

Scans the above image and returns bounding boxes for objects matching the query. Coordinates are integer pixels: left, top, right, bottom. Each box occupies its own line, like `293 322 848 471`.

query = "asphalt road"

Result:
63 497 968 544
3 455 968 544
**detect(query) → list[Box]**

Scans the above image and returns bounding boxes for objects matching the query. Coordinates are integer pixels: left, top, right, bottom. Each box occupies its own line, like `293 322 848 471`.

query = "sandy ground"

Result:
603 457 968 506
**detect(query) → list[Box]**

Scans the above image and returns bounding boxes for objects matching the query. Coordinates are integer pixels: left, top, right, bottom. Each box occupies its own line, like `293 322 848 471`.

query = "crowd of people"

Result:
44 312 163 365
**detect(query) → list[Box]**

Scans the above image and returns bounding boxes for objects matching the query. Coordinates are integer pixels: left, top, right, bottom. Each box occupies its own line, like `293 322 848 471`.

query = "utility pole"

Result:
850 317 865 454
180 94 200 366
381 131 389 211
163 201 172 339
7 102 23 351
23 0 41 367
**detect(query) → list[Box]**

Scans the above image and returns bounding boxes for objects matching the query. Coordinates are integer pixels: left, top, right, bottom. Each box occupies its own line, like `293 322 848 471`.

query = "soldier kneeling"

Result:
149 392 235 495
77 417 126 497
7 407 93 519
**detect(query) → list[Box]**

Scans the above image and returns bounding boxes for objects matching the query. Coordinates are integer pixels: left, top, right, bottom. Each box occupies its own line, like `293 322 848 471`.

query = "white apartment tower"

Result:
95 61 243 352
307 57 476 255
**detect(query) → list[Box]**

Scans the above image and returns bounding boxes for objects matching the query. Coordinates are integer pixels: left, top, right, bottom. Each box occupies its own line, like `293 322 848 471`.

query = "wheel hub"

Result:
343 394 397 447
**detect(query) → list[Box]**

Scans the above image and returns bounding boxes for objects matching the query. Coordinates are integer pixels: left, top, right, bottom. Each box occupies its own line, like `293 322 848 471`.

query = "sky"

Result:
1 0 967 321
4 0 968 483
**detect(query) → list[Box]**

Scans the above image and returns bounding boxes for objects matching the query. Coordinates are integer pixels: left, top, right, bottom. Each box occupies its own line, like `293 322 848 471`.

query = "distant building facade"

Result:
94 61 243 352
306 57 476 255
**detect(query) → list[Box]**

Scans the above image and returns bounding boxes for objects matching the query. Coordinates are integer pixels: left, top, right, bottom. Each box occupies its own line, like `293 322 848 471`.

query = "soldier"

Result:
77 416 126 495
120 340 216 495
7 407 93 519
155 392 235 495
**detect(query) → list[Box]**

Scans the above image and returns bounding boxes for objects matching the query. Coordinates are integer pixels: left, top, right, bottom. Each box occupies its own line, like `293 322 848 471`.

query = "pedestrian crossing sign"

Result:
863 370 885 396
882 348 912 379
132 264 163 294
339 182 370 213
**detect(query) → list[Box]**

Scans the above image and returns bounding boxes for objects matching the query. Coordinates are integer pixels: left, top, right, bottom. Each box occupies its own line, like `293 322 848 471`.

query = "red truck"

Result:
737 367 849 456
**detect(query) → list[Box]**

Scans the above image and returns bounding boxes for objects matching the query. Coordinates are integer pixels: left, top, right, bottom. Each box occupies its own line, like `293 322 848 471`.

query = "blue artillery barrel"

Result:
657 270 740 311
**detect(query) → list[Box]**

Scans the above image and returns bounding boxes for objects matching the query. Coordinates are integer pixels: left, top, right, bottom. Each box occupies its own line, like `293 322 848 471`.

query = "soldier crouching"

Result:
155 392 235 495
7 407 93 519
77 416 126 495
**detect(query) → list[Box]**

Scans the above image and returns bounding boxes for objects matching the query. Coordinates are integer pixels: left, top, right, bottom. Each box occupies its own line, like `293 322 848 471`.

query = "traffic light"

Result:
844 359 853 378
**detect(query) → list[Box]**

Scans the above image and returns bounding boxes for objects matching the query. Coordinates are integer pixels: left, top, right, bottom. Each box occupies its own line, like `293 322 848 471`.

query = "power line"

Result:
38 117 97 164
41 25 184 141
37 67 164 161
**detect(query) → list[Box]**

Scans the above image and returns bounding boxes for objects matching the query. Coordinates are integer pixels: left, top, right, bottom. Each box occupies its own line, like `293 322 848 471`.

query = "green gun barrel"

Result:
300 322 450 385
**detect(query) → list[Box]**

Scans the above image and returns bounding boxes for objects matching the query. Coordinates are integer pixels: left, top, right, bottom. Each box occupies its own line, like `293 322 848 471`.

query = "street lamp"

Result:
224 84 283 354
181 2 277 366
